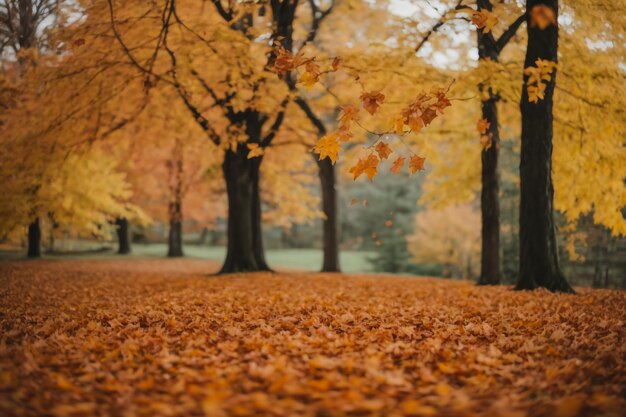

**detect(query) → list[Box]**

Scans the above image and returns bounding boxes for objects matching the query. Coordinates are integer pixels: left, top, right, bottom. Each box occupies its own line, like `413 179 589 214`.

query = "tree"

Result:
473 1 525 285
0 0 65 257
516 0 573 292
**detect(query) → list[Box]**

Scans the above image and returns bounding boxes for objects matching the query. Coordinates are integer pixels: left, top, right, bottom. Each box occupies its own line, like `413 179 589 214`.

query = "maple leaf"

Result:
338 105 360 127
524 59 556 103
401 89 450 134
469 9 498 33
409 155 425 174
348 154 379 181
247 143 264 159
530 5 557 30
336 125 353 142
363 154 380 180
374 141 392 160
477 118 490 134
390 156 405 174
313 134 342 164
359 91 385 115
273 46 305 75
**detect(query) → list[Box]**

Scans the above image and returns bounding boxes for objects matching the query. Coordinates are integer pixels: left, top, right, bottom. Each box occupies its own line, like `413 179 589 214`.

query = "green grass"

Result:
0 243 375 273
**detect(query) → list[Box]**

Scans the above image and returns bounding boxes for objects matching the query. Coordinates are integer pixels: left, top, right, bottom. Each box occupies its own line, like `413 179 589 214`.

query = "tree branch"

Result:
414 0 463 53
261 96 291 146
495 13 525 53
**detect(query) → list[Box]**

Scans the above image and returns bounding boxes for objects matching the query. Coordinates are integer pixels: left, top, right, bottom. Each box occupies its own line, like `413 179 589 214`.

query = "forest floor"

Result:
0 259 625 417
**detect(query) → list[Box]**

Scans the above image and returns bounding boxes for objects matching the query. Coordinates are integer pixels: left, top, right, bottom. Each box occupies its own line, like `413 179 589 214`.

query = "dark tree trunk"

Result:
219 145 269 273
516 0 574 293
476 3 502 285
168 217 184 257
250 156 271 271
115 217 131 255
167 144 184 258
478 95 501 285
27 218 41 258
317 157 340 272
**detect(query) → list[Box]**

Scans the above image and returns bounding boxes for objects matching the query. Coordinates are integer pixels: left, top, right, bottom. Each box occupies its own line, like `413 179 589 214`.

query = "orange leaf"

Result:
530 5 557 30
390 156 405 174
476 118 490 134
374 141 392 160
409 155 425 174
359 91 385 115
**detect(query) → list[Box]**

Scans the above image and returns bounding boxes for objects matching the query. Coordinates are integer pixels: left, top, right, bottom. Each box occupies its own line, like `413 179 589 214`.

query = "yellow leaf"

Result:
247 143 264 159
313 134 342 164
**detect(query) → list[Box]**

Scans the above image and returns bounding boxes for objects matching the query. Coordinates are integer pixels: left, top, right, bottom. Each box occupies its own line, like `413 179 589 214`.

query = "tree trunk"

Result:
516 0 574 293
250 156 271 271
167 144 184 257
478 96 501 285
167 217 184 257
476 9 502 285
219 146 267 273
317 157 340 272
115 217 131 255
27 218 41 258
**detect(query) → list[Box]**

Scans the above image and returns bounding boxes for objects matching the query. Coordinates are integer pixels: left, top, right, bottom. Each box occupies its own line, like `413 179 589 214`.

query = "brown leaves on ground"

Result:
1 260 625 417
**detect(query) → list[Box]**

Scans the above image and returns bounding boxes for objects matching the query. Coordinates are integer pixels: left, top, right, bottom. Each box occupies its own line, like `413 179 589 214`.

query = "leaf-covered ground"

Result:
1 260 625 417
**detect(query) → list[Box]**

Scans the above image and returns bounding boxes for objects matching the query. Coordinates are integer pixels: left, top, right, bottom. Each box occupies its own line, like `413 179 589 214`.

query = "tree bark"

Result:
167 143 184 257
219 145 269 273
516 0 574 293
115 217 131 255
478 95 501 285
250 156 271 271
317 157 340 272
167 217 184 257
476 2 502 285
27 218 41 258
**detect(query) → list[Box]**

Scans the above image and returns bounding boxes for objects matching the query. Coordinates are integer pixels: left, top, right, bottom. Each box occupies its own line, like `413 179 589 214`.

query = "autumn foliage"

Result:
1 260 625 417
